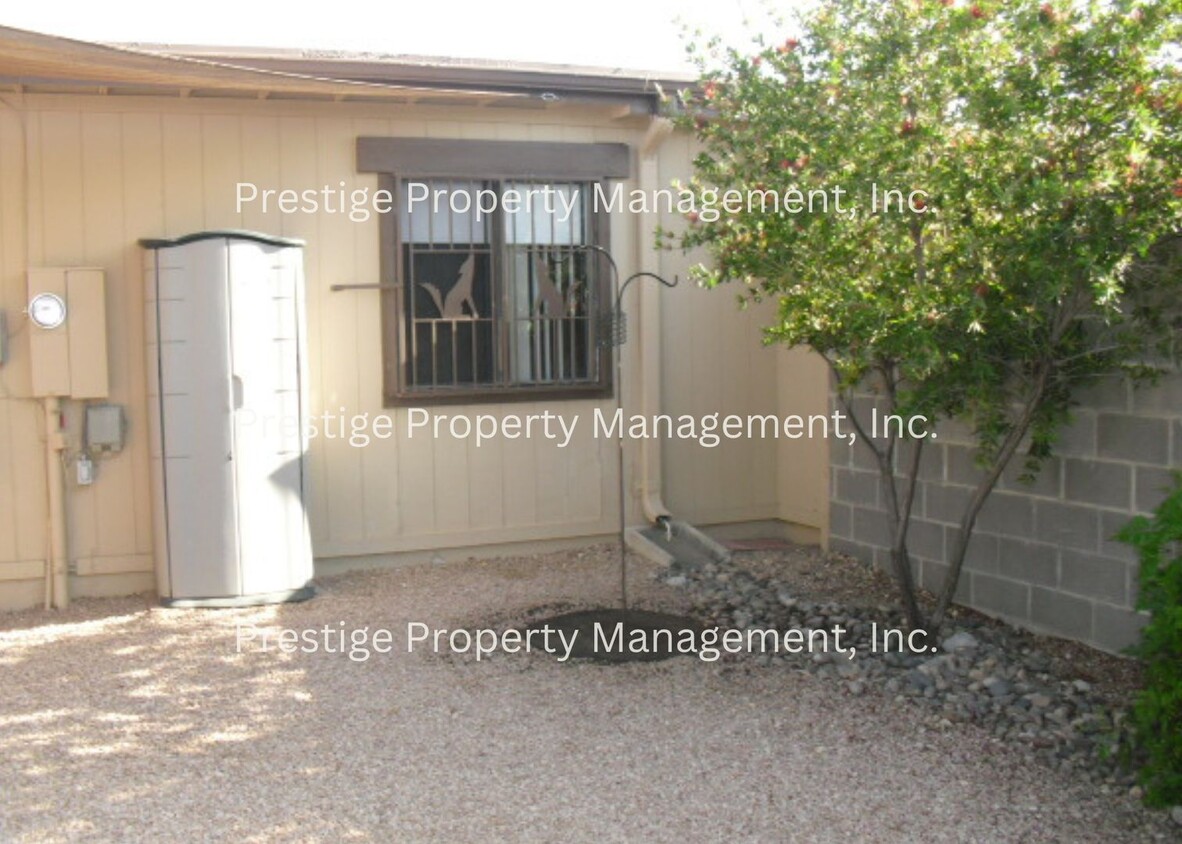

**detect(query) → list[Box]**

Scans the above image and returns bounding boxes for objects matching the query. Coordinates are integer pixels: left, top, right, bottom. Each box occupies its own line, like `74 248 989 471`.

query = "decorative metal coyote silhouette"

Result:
419 254 479 319
532 252 582 318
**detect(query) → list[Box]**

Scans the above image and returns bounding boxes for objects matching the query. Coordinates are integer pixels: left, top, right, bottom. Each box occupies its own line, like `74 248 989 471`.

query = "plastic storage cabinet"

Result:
142 231 314 607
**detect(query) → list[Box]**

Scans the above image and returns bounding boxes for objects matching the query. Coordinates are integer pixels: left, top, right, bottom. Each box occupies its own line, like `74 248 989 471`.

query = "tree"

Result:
668 0 1182 630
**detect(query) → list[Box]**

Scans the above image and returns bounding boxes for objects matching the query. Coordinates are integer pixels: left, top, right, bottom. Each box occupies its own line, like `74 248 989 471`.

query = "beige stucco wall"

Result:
0 92 828 610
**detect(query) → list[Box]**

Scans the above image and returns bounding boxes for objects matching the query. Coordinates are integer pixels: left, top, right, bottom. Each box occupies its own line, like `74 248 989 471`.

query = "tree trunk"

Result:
835 377 927 632
882 437 926 632
932 367 1050 623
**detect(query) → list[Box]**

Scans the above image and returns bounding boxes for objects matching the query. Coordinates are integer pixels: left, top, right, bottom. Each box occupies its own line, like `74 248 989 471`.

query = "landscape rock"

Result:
658 551 1144 792
942 631 980 652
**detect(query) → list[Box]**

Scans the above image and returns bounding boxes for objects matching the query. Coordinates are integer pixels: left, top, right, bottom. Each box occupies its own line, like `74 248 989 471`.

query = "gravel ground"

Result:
734 544 1144 704
0 545 1173 843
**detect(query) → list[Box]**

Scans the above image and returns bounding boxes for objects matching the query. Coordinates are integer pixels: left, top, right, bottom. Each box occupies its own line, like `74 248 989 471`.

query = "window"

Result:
358 138 630 405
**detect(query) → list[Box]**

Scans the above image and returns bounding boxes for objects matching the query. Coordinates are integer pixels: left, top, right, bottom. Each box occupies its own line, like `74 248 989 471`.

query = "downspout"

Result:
636 116 675 525
44 397 69 609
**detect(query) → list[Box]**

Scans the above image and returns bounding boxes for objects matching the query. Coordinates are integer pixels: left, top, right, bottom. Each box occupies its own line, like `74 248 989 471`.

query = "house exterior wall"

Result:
655 132 830 534
828 373 1182 653
0 93 829 610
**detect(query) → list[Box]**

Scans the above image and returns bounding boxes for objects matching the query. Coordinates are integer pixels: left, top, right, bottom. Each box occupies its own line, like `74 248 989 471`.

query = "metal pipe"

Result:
611 270 677 609
636 118 676 525
577 243 676 609
44 396 69 609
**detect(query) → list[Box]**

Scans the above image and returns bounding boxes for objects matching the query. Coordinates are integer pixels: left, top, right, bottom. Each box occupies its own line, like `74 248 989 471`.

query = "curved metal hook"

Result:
617 271 679 311
562 243 677 309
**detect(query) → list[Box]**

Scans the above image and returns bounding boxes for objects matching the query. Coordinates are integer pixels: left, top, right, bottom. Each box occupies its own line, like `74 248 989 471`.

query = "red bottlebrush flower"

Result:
703 82 718 100
1173 179 1182 198
900 119 917 136
970 5 985 19
752 56 763 68
1039 3 1056 23
974 283 989 297
777 38 799 54
686 211 700 223
779 159 792 170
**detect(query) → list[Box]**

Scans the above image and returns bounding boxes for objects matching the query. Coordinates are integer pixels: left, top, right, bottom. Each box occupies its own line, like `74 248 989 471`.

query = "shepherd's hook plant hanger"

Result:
578 244 678 609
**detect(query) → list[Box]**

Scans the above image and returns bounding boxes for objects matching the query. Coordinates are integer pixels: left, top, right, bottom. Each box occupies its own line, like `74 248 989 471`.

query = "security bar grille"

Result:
397 177 603 396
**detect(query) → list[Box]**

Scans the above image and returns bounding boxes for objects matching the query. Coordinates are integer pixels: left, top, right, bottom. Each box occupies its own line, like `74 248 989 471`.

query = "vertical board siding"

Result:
121 112 165 557
655 133 812 527
0 94 828 608
80 113 139 561
0 105 29 572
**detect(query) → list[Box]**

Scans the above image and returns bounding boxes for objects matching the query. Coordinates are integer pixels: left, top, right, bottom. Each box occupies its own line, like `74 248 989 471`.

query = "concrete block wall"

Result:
828 372 1182 653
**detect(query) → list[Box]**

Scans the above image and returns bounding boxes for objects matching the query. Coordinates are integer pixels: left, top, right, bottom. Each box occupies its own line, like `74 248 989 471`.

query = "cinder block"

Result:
871 546 912 580
907 518 945 561
1059 550 1128 604
850 437 882 471
830 430 852 468
947 445 985 487
877 546 900 575
852 506 892 548
1000 455 1061 498
1075 374 1131 412
1092 603 1149 654
1136 465 1177 514
848 395 890 444
972 573 1030 621
998 538 1058 587
932 416 975 446
955 528 999 574
1064 459 1132 509
1131 374 1182 415
1099 510 1139 565
852 370 889 396
1097 414 1169 464
908 482 927 521
919 559 970 603
829 537 870 564
1030 587 1093 641
976 492 1035 536
925 484 972 525
894 439 944 482
889 474 926 510
1056 412 1097 458
1034 501 1099 551
835 467 880 507
829 502 853 540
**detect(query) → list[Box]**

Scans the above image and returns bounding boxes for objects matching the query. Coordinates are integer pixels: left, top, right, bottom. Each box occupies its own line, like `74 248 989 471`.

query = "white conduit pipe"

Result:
637 116 675 524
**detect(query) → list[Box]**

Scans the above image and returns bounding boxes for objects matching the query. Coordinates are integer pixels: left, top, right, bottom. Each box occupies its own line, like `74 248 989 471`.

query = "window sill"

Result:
385 383 613 407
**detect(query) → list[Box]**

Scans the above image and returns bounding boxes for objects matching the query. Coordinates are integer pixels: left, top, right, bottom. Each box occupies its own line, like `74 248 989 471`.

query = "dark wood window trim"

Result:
364 139 629 407
357 137 631 180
